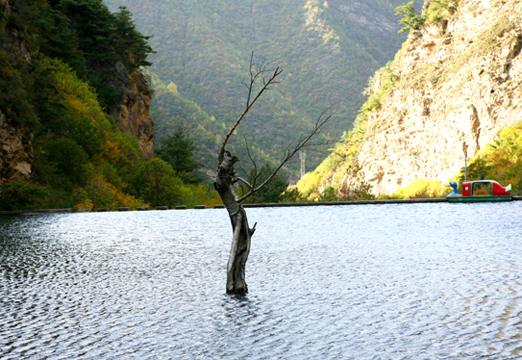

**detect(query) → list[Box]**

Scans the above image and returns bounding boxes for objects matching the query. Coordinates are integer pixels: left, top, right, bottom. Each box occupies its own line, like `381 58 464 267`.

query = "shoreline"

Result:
1 196 521 216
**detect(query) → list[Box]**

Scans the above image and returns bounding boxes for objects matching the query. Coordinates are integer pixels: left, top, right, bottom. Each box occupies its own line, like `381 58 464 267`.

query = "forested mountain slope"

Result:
297 0 522 198
104 0 410 178
0 0 218 210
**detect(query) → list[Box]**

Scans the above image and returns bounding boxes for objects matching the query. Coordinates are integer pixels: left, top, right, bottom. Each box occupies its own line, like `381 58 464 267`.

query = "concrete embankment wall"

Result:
1 197 521 216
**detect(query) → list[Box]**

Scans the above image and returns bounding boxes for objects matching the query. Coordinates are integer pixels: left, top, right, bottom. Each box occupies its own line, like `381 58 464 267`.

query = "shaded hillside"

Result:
104 0 409 178
0 0 219 210
297 0 522 199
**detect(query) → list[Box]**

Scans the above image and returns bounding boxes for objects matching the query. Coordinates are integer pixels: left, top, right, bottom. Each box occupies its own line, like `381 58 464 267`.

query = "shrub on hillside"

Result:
387 179 448 199
0 181 51 211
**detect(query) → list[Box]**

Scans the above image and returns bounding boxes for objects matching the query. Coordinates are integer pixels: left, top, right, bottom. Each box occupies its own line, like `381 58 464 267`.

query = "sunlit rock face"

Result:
109 62 155 158
340 0 522 196
0 111 33 183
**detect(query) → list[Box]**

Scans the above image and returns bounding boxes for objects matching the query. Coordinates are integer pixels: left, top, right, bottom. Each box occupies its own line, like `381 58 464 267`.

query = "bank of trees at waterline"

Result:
0 0 220 211
0 0 323 212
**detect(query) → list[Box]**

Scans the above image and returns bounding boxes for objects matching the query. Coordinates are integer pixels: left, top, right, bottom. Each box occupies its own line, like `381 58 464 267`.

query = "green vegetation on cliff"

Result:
104 0 410 178
296 57 401 200
381 121 522 199
461 123 522 196
395 0 457 33
299 0 522 201
0 0 220 210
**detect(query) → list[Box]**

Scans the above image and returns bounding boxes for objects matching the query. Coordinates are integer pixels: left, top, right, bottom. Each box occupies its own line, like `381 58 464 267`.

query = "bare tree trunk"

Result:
225 206 252 294
214 52 334 295
215 152 255 294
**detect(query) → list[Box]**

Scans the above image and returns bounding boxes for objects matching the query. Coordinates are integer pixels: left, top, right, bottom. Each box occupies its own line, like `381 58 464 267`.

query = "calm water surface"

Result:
1 202 522 359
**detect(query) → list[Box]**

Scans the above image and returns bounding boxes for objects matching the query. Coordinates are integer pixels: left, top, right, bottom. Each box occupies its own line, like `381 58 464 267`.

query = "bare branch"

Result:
245 52 255 106
236 135 259 193
218 53 284 165
234 177 252 187
237 107 337 203
214 54 335 295
242 135 257 168
235 135 263 201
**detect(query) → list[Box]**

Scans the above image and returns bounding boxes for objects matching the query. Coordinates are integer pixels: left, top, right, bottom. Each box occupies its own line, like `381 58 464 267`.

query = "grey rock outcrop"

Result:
0 111 34 183
313 0 522 197
109 62 155 158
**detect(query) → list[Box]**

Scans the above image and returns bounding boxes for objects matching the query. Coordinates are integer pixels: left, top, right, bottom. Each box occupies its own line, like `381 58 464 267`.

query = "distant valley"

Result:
104 0 409 179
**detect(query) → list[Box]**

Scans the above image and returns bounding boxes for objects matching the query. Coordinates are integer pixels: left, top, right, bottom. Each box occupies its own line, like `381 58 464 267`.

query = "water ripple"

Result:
1 202 522 359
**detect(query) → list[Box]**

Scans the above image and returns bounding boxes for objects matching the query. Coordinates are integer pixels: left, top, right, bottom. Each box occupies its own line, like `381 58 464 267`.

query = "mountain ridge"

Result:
104 0 410 178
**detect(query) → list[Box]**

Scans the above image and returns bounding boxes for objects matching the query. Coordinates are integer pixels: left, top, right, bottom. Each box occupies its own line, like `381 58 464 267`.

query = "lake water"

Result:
1 202 521 359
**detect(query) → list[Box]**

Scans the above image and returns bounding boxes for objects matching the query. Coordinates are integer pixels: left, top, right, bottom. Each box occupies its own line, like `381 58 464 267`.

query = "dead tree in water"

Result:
215 53 334 295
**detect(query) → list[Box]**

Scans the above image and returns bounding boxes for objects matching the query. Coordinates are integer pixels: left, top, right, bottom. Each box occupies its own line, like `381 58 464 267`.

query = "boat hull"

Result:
447 196 512 203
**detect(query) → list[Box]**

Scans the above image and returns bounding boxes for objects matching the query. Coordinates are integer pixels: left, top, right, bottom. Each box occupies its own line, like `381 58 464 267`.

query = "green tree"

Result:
0 181 50 211
113 6 155 69
84 176 116 209
459 158 491 183
41 0 155 108
243 163 289 203
395 1 424 33
45 138 90 189
423 0 458 24
156 128 202 183
131 158 185 207
35 5 85 73
0 0 39 128
33 58 108 157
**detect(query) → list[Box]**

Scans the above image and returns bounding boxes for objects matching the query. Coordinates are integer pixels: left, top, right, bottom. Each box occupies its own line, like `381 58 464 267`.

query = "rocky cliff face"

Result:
0 111 33 183
0 61 155 185
109 62 155 158
332 0 522 196
1 0 155 188
0 0 34 183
